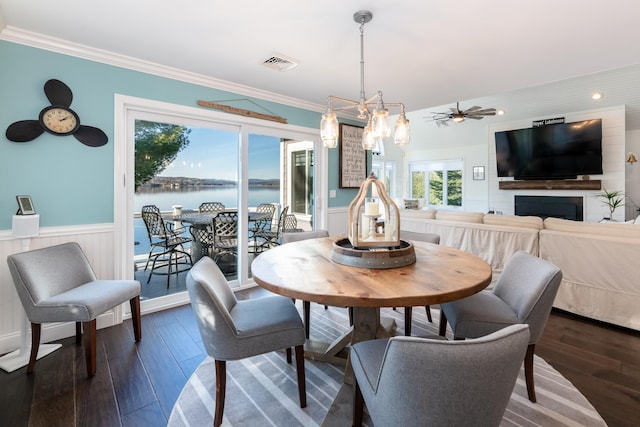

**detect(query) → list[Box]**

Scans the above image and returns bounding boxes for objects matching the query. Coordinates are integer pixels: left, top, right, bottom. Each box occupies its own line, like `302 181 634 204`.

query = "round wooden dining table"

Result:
251 236 492 424
251 236 492 362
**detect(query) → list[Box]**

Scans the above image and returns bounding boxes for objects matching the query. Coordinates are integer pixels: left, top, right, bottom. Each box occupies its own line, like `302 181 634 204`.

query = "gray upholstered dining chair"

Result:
439 250 562 402
282 229 331 338
7 242 142 377
186 257 306 427
400 231 440 336
351 324 530 427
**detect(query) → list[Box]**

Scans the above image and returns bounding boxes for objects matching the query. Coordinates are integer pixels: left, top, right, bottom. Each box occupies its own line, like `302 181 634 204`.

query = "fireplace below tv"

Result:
514 195 583 221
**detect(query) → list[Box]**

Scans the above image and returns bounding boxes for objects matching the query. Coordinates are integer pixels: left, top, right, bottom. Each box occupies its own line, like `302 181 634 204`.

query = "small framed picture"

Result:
16 195 36 215
473 166 485 181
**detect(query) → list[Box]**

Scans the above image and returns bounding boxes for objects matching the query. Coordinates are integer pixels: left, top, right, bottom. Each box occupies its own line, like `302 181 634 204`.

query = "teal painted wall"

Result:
0 41 362 230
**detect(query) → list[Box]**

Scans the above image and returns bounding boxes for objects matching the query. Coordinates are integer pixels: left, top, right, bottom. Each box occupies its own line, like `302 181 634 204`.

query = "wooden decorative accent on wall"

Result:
197 100 287 124
498 180 602 190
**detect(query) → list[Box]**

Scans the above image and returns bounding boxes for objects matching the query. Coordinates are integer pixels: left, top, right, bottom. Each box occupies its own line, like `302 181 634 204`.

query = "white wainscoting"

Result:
0 210 353 355
327 207 349 237
0 224 118 355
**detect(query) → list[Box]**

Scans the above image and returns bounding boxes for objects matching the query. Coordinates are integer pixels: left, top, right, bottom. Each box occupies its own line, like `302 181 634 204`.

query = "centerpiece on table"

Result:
331 172 416 268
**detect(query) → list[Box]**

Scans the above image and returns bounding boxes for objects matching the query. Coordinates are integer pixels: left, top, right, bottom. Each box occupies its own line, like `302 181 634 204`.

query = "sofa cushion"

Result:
399 209 436 219
435 211 484 223
543 217 640 238
404 199 420 210
483 214 543 230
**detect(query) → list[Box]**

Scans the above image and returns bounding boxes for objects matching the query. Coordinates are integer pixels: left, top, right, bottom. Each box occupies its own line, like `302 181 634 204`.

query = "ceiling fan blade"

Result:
74 125 108 147
464 106 482 112
470 108 497 114
44 79 73 107
6 120 44 142
466 115 484 120
469 112 497 117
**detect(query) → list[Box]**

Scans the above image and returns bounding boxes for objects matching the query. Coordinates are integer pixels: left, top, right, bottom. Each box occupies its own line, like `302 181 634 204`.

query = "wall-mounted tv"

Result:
495 119 603 180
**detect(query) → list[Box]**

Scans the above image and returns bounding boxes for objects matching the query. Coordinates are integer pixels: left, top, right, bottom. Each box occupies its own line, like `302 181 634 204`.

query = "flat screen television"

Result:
495 119 603 180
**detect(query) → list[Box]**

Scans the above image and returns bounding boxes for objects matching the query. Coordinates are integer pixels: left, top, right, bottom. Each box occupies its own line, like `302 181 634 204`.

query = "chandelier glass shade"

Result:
320 110 339 148
320 11 410 150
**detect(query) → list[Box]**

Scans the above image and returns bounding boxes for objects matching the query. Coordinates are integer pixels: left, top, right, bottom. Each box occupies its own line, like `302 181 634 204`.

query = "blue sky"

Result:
159 127 280 180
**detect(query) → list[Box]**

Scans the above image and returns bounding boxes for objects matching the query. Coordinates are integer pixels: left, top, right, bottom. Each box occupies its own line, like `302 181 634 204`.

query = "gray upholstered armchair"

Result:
351 324 530 426
186 257 307 427
439 250 562 402
7 242 141 377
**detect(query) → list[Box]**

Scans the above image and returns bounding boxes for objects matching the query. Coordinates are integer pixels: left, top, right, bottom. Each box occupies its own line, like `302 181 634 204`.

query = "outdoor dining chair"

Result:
141 204 192 287
283 214 304 233
253 206 289 252
212 211 239 262
249 203 277 253
189 224 214 263
199 201 225 213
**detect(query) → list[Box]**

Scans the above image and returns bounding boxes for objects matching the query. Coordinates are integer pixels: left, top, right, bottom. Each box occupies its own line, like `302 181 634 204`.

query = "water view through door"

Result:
133 120 313 301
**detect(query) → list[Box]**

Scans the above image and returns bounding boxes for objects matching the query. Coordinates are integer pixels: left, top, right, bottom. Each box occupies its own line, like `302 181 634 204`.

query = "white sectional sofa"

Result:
399 209 542 277
399 209 640 331
540 218 640 331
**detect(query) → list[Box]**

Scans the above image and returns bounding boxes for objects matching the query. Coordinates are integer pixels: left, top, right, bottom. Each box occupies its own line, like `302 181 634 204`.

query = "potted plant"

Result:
600 189 624 220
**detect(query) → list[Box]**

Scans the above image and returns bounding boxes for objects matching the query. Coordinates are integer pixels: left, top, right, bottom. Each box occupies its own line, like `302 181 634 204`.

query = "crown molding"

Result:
0 26 324 114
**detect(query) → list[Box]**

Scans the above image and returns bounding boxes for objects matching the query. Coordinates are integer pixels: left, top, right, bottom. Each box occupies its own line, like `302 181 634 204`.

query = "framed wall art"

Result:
339 123 367 188
16 195 36 215
473 166 485 181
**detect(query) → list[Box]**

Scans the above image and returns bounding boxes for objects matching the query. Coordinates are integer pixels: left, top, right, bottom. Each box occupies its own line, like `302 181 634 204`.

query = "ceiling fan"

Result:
427 102 497 127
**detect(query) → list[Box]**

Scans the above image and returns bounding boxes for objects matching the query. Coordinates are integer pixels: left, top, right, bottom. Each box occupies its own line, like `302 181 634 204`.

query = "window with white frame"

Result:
409 159 463 207
372 158 395 198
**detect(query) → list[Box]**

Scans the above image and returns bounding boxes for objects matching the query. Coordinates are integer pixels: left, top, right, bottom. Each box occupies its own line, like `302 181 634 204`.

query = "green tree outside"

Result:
134 120 191 190
411 171 425 198
447 170 462 206
429 170 443 204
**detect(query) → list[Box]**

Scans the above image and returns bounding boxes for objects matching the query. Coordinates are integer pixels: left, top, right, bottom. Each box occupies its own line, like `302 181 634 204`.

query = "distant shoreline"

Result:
138 176 280 192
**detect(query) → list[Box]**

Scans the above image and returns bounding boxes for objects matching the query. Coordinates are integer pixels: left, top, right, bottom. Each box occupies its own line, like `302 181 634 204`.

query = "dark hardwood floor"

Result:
535 310 640 427
1 296 639 426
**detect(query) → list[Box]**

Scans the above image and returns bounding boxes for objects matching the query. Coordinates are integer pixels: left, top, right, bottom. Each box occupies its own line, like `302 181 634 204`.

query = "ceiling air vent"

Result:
262 53 298 71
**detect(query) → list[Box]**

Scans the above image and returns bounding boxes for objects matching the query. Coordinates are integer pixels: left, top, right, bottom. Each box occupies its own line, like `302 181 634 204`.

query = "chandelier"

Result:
320 10 410 150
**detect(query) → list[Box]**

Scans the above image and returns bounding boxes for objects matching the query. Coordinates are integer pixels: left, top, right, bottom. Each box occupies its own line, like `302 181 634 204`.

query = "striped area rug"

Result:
168 304 607 427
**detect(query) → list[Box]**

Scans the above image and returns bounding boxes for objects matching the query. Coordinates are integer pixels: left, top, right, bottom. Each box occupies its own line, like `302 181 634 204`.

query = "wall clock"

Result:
5 79 108 147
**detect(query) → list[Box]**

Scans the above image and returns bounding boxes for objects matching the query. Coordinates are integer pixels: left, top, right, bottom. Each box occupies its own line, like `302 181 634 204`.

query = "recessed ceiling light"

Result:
497 110 505 115
592 93 602 100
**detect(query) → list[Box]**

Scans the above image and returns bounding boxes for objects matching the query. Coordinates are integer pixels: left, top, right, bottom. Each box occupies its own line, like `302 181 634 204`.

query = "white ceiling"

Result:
1 0 640 128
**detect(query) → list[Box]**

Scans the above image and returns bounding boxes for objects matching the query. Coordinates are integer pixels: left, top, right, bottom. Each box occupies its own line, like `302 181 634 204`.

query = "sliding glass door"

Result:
114 95 324 313
133 121 239 300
